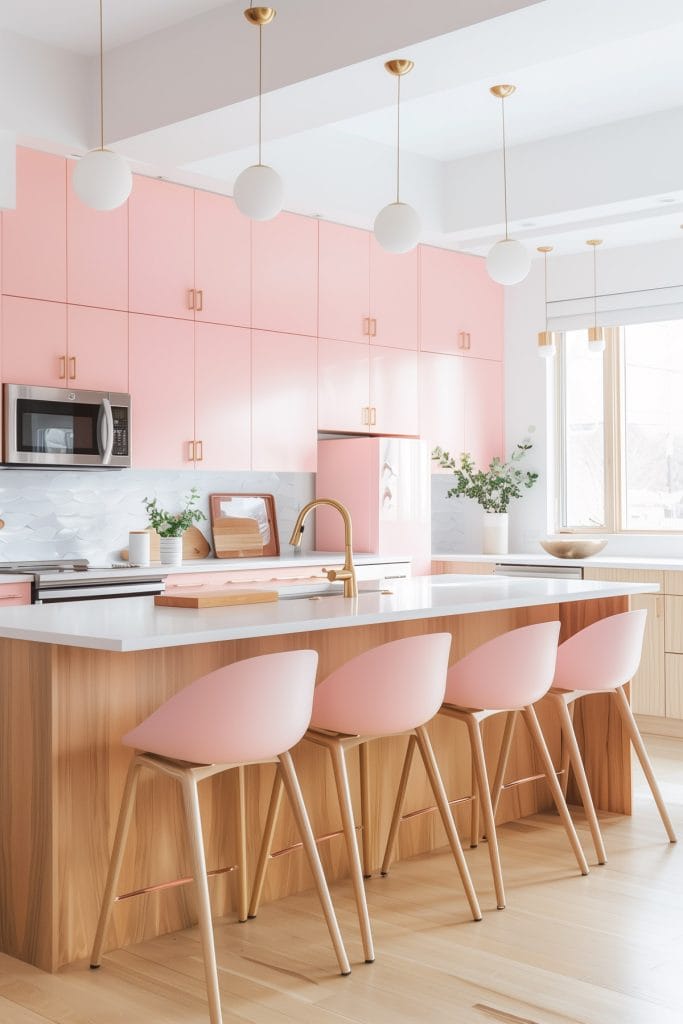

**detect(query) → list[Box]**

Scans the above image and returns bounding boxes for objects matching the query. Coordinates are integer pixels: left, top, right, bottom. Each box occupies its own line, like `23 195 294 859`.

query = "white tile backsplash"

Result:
0 469 315 563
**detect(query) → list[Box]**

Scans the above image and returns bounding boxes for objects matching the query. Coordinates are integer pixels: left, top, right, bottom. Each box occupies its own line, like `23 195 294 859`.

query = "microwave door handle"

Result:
99 398 114 465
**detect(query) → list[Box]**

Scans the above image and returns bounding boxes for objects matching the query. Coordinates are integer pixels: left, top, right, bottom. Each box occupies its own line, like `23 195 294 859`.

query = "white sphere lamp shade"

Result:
486 237 531 285
234 163 283 221
374 201 421 254
72 149 132 211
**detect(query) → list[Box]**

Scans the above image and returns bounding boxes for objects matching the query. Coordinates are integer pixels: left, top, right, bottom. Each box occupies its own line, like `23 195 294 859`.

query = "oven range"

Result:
0 559 166 603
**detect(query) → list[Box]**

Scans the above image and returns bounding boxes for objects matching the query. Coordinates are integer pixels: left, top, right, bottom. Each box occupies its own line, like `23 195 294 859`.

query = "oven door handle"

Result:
99 398 114 465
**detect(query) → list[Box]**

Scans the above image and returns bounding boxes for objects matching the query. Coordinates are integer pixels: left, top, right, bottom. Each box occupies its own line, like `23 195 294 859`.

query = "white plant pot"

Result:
159 536 183 566
482 512 509 555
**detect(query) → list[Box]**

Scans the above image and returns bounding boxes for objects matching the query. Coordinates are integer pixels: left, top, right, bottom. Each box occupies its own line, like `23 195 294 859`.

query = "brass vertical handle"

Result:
196 439 204 462
458 331 466 350
68 356 77 380
363 317 369 336
58 355 66 380
188 440 196 461
466 332 472 350
362 407 369 425
370 406 377 426
196 289 204 312
188 288 196 310
370 318 377 337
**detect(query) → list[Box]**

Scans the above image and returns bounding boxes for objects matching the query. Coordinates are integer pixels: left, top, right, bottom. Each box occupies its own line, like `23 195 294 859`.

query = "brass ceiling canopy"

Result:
490 84 516 99
537 245 554 253
586 238 603 247
244 6 276 26
385 58 414 77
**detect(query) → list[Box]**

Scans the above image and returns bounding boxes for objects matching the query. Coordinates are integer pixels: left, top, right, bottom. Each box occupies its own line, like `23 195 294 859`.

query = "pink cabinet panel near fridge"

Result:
419 351 465 471
194 190 251 328
1 296 67 387
369 238 418 350
252 213 318 337
194 322 251 470
463 357 504 468
67 305 129 393
66 160 128 311
2 148 66 303
252 330 317 472
129 176 195 320
129 313 195 468
318 338 370 434
420 245 503 360
318 222 370 343
369 346 419 436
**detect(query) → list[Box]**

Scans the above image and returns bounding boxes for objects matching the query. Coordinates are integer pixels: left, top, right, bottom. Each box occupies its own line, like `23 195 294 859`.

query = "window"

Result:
558 319 683 532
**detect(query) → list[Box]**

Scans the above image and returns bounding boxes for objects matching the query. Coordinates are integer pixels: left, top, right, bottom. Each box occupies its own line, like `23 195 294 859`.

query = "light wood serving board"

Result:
155 589 278 609
212 516 264 558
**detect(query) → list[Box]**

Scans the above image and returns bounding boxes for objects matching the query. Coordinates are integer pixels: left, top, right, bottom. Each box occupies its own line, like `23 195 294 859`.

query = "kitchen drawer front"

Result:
665 654 683 719
431 561 494 575
583 568 664 586
0 582 31 605
665 596 683 652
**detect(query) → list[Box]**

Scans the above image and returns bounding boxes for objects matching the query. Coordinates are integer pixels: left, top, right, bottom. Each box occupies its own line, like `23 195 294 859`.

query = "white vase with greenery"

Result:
143 488 206 566
432 440 539 556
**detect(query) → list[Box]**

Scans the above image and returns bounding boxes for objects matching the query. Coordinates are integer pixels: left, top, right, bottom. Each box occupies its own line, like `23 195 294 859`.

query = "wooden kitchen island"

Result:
0 575 657 971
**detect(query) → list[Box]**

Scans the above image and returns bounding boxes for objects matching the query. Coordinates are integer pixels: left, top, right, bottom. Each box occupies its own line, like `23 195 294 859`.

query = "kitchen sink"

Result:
277 583 392 600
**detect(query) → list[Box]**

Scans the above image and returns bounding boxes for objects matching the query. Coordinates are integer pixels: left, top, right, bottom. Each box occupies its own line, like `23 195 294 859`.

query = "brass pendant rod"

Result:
99 0 104 150
501 97 509 240
544 250 549 332
593 244 597 329
258 23 263 165
396 73 401 203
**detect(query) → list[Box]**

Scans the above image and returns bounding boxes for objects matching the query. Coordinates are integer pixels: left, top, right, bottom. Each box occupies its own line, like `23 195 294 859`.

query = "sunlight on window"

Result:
563 330 605 528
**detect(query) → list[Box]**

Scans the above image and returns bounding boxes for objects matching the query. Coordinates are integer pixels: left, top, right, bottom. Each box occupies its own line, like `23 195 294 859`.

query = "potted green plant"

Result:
432 440 538 554
143 487 206 566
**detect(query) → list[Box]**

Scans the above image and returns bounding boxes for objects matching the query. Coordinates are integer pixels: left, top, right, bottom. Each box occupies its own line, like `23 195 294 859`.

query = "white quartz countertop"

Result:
0 574 658 653
433 553 683 572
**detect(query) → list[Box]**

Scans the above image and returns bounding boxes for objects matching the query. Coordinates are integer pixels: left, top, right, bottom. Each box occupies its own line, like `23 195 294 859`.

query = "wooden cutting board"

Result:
121 526 211 562
155 589 278 608
213 516 264 558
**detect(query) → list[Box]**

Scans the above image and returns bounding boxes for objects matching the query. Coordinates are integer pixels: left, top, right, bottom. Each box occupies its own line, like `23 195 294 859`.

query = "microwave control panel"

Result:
112 407 129 456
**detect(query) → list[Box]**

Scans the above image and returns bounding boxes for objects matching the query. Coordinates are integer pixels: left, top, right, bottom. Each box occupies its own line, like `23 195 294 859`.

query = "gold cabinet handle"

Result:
188 440 196 461
188 288 196 310
458 331 467 350
58 355 66 380
196 289 204 312
370 318 377 337
196 439 204 462
68 355 77 380
466 332 471 350
369 406 377 426
362 406 369 425
363 317 369 336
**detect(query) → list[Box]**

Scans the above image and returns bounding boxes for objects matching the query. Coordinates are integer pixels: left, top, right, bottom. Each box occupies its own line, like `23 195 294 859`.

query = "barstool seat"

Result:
90 650 350 1024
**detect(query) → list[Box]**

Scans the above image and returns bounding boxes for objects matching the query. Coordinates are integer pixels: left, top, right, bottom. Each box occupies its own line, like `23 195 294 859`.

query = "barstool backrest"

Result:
310 632 452 736
444 621 561 711
123 650 319 765
553 608 647 693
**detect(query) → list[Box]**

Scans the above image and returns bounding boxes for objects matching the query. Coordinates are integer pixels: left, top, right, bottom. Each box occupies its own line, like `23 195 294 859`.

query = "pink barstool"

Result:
248 634 482 964
384 622 589 911
537 610 676 854
90 651 350 1024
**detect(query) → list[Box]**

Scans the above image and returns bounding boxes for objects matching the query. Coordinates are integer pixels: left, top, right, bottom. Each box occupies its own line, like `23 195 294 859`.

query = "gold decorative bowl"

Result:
540 537 608 560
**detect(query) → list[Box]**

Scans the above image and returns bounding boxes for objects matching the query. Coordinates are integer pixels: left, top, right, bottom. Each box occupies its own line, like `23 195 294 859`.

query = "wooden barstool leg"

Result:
521 706 589 876
90 757 141 968
248 767 284 919
359 742 372 879
559 701 575 798
381 734 417 876
466 716 506 910
180 773 223 1024
278 751 351 975
235 765 249 921
470 750 480 848
613 686 677 843
414 726 482 922
328 742 375 963
490 711 518 820
551 695 607 864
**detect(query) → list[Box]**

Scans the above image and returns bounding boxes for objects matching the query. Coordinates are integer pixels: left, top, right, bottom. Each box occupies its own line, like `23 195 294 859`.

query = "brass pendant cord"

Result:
396 73 401 203
544 250 549 332
500 97 509 240
98 0 104 150
258 22 263 165
593 244 598 331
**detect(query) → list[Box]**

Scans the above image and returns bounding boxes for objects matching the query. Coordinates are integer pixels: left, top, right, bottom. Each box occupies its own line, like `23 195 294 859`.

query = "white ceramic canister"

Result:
128 530 151 566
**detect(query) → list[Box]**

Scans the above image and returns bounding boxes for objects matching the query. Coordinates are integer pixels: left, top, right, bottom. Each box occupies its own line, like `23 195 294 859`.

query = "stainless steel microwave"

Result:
3 384 131 468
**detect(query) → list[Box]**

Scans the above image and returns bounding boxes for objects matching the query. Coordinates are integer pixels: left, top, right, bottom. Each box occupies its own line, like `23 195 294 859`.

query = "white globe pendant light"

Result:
536 245 555 358
234 7 283 221
72 0 132 211
586 239 605 353
373 59 420 254
487 84 529 285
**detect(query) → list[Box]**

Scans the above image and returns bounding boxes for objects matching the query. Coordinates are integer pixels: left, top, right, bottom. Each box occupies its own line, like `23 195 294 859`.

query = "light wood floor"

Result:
1 735 682 1024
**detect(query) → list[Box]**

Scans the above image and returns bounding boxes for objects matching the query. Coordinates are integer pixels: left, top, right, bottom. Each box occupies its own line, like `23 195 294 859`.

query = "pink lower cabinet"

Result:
252 213 318 337
194 323 251 470
252 330 317 471
369 346 419 436
1 296 68 386
419 352 465 467
129 314 195 468
0 582 30 606
463 357 504 467
67 306 128 392
67 160 128 311
318 338 371 433
369 238 418 350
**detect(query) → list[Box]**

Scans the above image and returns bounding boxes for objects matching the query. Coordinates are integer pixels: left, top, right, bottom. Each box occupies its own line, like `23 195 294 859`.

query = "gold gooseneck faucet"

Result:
289 498 358 598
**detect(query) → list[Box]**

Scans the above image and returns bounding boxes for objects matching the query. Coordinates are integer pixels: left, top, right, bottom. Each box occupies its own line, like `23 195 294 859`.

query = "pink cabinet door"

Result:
252 330 317 471
2 148 66 303
66 160 128 310
318 222 370 343
1 297 67 386
369 238 418 350
129 314 195 468
461 257 504 361
194 191 250 328
194 323 251 470
67 306 129 392
370 345 419 436
318 338 371 433
0 582 31 606
420 246 503 360
419 352 465 470
463 358 504 468
129 176 195 320
252 213 318 337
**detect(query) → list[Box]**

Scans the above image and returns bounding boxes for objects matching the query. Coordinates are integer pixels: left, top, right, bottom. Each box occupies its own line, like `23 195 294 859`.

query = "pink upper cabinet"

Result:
2 148 66 303
420 246 503 361
369 345 419 436
194 190 251 328
318 338 370 434
252 330 318 472
194 323 251 470
67 305 129 393
66 160 128 311
318 222 370 343
369 238 418 351
463 357 504 468
129 314 195 469
129 176 195 320
1 296 68 387
252 213 318 337
419 352 465 470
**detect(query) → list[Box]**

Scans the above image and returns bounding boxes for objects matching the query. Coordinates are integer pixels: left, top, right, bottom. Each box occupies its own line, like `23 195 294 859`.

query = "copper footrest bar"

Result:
500 769 564 791
270 824 362 860
400 793 474 823
116 863 238 902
